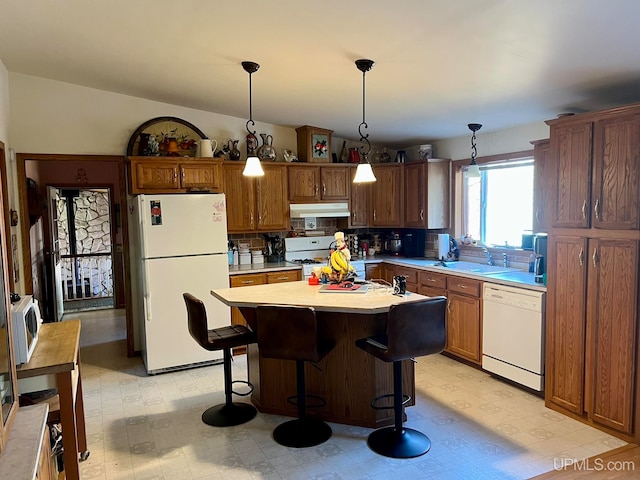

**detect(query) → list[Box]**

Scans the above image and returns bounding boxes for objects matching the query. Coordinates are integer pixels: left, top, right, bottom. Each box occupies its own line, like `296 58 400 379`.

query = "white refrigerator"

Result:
130 193 230 374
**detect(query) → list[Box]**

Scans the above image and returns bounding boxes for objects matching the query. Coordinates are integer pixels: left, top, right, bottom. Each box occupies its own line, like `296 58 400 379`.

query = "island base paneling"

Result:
242 308 415 428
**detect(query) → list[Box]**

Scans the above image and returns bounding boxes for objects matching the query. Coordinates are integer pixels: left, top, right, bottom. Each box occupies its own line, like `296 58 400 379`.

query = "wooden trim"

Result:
0 142 13 293
451 149 534 167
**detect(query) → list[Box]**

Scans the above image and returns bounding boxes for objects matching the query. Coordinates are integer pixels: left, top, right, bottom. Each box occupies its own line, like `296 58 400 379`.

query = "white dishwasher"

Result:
482 283 545 391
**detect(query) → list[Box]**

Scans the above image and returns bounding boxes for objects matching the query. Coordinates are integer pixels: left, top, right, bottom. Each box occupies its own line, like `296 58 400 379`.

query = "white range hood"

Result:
289 203 350 218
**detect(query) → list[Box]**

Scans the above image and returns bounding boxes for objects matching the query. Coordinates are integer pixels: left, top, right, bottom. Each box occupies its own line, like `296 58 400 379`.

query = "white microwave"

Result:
10 295 42 364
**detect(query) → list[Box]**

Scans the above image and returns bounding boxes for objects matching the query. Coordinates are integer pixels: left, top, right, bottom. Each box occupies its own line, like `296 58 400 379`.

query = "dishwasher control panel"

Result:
483 284 544 312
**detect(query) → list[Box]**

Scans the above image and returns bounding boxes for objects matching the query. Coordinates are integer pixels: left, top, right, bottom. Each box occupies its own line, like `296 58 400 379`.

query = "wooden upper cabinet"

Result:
349 167 369 227
223 163 255 232
371 164 403 227
405 163 427 227
128 157 222 194
586 238 638 434
255 164 289 231
592 114 640 230
551 124 593 228
321 166 350 201
288 166 319 201
288 165 350 202
404 160 451 229
532 139 551 233
546 235 588 415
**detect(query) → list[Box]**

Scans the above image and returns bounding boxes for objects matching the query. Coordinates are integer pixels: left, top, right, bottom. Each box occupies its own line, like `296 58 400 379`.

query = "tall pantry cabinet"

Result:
545 104 640 443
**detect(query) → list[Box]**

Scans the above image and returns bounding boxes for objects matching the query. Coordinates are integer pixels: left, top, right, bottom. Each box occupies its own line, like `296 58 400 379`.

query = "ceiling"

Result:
2 0 640 147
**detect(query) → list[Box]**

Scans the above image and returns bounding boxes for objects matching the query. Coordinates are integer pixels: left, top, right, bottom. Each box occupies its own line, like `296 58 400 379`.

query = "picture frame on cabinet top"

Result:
295 125 333 163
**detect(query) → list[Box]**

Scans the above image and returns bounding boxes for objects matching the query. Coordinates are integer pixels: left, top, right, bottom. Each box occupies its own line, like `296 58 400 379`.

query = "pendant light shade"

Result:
353 59 376 183
242 61 264 177
467 123 482 178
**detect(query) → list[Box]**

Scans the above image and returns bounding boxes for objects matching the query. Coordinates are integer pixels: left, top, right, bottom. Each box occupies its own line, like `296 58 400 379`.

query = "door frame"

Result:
16 154 135 356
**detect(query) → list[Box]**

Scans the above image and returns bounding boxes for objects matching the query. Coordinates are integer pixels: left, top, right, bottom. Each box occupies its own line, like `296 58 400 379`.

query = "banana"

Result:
332 251 347 271
330 253 343 272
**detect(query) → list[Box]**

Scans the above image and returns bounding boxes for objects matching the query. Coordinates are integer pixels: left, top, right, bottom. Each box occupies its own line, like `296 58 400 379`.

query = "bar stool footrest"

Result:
202 402 257 427
273 418 332 448
371 393 411 410
367 426 431 459
286 393 327 409
231 380 254 397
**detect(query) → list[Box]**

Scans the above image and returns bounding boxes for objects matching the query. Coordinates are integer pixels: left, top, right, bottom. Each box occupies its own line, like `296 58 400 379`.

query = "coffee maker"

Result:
533 233 548 283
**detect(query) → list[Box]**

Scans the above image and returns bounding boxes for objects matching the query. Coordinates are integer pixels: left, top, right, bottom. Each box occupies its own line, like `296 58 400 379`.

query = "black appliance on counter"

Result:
402 230 426 258
533 233 547 283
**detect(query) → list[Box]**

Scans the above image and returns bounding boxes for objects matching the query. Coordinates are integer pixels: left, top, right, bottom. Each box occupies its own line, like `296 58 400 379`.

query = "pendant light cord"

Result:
356 59 374 160
246 70 255 135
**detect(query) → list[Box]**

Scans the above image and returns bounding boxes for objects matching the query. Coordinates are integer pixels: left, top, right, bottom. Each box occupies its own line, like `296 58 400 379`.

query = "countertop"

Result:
212 280 428 314
226 256 546 292
0 403 49 480
228 261 301 276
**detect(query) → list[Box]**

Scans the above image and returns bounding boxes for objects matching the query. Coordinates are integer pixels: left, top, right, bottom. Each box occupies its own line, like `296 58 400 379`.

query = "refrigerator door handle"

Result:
142 259 152 321
138 196 152 321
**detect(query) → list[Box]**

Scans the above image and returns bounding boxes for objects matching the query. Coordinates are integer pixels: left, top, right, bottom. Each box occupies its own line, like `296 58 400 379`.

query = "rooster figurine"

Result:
322 231 354 283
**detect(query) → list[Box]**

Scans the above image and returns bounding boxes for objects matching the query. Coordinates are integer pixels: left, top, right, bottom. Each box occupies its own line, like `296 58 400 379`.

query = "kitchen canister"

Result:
419 144 433 160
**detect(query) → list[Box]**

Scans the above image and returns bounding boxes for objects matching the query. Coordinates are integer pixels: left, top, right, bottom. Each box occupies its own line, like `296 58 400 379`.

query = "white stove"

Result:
284 235 365 279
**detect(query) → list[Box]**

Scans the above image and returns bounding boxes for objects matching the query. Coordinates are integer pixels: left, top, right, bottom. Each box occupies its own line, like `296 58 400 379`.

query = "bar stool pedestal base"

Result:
202 402 257 427
273 418 332 448
367 427 431 458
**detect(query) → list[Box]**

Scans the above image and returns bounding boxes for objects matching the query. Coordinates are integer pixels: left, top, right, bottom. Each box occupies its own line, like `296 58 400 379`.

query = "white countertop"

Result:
212 280 429 314
0 403 49 480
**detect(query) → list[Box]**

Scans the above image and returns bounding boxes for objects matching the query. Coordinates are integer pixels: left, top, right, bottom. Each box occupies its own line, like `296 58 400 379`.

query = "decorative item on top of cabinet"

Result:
126 116 207 157
223 163 289 233
257 134 277 162
295 125 333 163
127 157 222 194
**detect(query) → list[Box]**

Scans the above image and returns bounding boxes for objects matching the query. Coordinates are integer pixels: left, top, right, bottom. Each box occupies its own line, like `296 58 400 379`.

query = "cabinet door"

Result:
256 164 289 231
288 166 320 201
180 162 221 192
365 263 382 280
320 167 350 201
551 124 593 228
546 235 587 414
446 292 481 363
382 263 396 283
592 115 640 230
371 165 403 227
350 169 369 227
133 160 179 192
427 160 451 229
223 164 255 232
405 163 427 227
417 285 446 298
395 266 418 292
532 140 551 233
586 238 638 434
267 270 301 283
230 273 267 355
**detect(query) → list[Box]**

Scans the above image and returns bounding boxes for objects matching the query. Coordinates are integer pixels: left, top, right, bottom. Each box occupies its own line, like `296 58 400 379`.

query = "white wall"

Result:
0 61 8 143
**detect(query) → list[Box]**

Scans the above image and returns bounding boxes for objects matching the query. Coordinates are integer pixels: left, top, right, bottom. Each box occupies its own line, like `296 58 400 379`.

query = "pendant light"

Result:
352 59 377 183
242 61 264 177
467 123 482 178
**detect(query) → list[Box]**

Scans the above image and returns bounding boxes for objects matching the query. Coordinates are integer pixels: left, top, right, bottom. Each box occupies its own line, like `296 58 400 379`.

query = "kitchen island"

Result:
211 281 429 428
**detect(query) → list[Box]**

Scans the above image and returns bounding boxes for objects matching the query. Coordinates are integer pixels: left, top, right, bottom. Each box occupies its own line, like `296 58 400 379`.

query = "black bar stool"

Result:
355 296 447 458
183 293 257 427
255 305 335 448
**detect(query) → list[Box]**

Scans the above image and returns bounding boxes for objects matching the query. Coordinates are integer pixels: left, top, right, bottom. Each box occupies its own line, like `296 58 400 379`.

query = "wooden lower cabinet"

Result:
229 270 301 354
37 426 53 480
546 235 639 440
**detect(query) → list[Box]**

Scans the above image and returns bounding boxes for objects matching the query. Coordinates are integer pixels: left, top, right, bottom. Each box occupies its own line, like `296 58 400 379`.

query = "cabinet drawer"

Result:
267 270 301 283
419 271 447 289
447 276 481 297
394 266 418 285
230 273 267 287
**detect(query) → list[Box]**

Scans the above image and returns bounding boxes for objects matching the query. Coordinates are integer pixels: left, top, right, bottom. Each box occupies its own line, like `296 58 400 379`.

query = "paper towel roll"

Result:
437 234 450 260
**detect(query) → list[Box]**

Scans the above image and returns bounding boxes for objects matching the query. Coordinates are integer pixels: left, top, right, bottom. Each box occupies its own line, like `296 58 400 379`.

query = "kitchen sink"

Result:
426 261 514 275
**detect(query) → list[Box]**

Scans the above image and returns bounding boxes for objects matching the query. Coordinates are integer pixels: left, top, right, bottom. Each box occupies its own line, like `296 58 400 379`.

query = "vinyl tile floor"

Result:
72 309 627 480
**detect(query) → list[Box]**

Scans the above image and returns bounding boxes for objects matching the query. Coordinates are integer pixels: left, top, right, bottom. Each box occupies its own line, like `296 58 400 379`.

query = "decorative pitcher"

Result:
348 147 361 164
228 139 241 161
257 133 277 162
199 139 217 157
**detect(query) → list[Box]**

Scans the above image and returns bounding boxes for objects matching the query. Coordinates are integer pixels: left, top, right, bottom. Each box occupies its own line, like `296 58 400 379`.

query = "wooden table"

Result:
212 281 428 428
16 320 88 480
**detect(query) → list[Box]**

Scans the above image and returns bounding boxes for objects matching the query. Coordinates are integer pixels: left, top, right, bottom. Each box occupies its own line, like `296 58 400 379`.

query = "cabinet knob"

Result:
322 184 326 195
594 198 600 219
592 247 598 267
420 209 424 221
315 184 319 196
581 200 587 219
579 247 584 266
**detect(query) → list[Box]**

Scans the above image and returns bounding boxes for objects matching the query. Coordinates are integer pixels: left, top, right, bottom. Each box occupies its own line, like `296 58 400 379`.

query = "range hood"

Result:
289 203 350 218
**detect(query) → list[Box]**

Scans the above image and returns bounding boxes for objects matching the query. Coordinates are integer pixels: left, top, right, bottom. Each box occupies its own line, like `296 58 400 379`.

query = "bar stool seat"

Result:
256 305 335 448
184 293 257 427
355 296 447 458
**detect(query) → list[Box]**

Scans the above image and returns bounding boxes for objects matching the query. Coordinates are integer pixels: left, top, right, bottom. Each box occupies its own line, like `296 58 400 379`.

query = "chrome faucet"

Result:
502 253 508 267
482 247 493 266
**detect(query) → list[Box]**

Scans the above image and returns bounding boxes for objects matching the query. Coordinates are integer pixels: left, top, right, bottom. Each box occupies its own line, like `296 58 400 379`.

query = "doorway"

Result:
16 154 134 356
52 187 116 315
